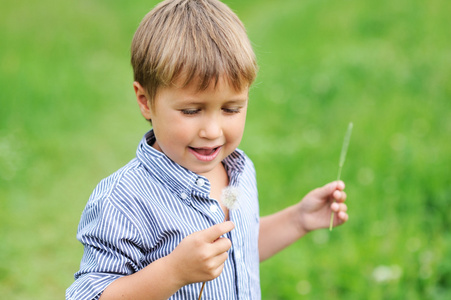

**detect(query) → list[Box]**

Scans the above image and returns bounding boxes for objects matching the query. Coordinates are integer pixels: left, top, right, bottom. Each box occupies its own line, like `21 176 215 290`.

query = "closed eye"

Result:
181 109 200 115
222 107 242 114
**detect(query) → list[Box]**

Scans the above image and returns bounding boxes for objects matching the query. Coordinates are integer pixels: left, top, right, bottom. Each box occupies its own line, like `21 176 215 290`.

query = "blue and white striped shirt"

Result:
66 130 261 300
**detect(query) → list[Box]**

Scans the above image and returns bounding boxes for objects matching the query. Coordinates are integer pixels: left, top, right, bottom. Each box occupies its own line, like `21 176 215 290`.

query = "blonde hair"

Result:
131 0 258 106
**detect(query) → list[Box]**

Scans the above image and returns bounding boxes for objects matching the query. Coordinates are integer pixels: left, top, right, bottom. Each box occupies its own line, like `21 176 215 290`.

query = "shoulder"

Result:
234 148 256 176
225 148 255 171
224 148 257 189
77 158 165 243
88 159 143 203
81 158 164 222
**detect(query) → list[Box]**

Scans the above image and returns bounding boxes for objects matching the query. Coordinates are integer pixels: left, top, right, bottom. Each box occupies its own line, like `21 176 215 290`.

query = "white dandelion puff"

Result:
221 186 241 210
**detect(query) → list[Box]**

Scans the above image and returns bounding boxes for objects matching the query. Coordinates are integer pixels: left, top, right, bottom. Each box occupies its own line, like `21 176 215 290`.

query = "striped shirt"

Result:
66 130 261 300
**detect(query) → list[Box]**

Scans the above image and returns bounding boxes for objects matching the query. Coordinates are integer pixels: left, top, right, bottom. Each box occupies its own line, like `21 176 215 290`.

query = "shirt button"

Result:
210 204 219 213
235 250 242 259
196 178 205 187
180 192 188 200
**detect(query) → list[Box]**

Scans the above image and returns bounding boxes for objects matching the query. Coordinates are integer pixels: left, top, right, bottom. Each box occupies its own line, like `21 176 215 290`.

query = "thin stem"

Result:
330 122 353 231
198 282 206 300
198 213 230 299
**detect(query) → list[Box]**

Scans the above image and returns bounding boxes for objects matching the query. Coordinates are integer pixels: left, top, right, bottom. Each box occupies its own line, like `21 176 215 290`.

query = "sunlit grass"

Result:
330 122 353 231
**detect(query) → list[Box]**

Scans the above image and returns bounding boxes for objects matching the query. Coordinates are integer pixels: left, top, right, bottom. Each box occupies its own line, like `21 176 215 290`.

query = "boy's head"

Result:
131 0 258 108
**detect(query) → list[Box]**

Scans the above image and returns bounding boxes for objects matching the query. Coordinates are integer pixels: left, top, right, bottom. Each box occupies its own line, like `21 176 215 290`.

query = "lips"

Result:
188 146 222 162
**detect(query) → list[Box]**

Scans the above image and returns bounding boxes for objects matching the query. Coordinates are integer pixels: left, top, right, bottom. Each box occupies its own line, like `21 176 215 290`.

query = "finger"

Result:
314 181 345 199
210 250 229 266
331 202 347 212
337 180 345 190
338 202 348 212
338 211 349 222
206 254 228 279
211 237 233 255
331 211 349 228
332 190 347 202
203 221 235 242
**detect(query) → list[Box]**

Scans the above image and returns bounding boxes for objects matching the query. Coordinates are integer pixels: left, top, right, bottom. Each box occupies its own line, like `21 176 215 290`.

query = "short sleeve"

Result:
66 199 144 300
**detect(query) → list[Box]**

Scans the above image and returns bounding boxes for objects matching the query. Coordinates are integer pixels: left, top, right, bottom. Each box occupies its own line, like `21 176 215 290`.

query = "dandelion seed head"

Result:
221 186 241 210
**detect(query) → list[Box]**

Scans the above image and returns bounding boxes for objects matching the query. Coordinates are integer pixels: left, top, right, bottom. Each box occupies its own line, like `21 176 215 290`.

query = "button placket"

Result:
209 204 219 213
190 177 227 226
196 178 205 187
229 209 249 299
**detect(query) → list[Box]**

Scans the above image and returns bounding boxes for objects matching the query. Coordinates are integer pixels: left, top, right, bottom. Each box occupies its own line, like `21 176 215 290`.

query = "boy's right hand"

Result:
168 221 235 286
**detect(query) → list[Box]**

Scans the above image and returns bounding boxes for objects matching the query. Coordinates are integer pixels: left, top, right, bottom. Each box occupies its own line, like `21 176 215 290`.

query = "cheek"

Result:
152 114 192 147
154 111 186 133
226 114 247 141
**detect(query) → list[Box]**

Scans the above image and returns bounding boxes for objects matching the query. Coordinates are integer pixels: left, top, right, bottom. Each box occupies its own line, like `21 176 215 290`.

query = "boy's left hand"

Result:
297 181 348 232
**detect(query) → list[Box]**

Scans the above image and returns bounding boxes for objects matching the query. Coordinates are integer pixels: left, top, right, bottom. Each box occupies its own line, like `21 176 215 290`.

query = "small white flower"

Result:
296 280 311 295
372 265 402 283
221 186 241 210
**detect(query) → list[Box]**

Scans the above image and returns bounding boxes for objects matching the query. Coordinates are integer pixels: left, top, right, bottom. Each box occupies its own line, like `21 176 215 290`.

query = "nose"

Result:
199 114 223 140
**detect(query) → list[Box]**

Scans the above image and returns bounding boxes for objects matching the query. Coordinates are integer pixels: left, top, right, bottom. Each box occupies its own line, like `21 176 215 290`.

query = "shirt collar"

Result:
136 130 246 202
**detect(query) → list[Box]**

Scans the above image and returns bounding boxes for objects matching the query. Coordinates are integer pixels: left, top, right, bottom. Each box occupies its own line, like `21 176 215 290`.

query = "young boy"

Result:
66 0 348 299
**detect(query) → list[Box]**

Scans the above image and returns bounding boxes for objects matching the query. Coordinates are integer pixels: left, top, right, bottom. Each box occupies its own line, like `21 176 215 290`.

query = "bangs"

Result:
131 0 258 101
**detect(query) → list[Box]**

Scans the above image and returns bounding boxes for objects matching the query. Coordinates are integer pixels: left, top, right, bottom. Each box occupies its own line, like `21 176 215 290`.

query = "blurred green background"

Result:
1 0 450 299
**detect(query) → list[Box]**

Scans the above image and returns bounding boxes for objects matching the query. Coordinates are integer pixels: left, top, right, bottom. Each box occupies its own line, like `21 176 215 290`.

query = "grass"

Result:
1 0 450 299
330 122 353 230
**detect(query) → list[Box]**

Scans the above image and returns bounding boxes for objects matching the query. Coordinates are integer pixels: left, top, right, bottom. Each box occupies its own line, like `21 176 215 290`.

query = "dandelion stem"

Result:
198 186 240 299
198 282 206 300
330 122 353 231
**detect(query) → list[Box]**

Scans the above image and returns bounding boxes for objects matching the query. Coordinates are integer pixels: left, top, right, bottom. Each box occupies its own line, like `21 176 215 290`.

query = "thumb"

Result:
203 221 235 243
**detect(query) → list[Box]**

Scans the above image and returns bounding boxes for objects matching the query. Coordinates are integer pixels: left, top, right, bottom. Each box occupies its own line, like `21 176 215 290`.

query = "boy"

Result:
66 0 348 299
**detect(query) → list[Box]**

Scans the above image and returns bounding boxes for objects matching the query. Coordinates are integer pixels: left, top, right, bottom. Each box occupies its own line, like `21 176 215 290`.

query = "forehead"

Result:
173 75 249 96
155 75 249 104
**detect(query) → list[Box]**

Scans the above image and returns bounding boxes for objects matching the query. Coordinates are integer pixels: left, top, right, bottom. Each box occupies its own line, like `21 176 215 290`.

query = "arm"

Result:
99 221 235 300
99 254 185 300
258 181 348 261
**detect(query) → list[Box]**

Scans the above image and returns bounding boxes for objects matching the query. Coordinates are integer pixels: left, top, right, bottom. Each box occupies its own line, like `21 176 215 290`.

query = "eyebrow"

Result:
224 98 248 104
175 97 248 106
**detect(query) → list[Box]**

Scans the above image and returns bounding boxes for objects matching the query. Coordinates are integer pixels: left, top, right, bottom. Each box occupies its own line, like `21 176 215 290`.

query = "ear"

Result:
134 81 153 120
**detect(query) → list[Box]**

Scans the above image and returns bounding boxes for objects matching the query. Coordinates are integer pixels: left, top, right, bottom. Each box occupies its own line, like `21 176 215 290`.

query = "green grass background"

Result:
1 0 450 299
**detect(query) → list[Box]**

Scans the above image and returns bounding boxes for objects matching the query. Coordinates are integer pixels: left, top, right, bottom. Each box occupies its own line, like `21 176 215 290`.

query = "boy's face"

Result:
135 77 248 177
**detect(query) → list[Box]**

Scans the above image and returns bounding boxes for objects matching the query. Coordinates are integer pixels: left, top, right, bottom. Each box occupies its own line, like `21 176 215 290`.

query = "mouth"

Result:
188 146 222 162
